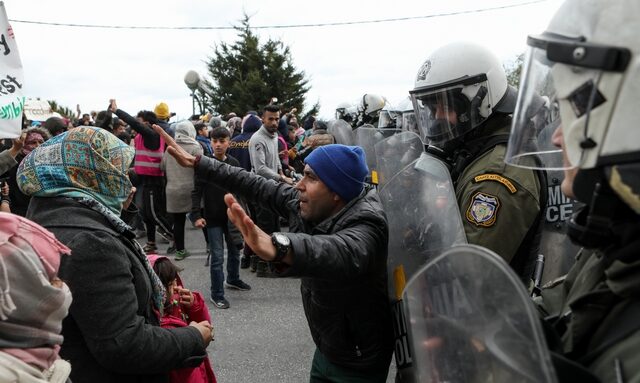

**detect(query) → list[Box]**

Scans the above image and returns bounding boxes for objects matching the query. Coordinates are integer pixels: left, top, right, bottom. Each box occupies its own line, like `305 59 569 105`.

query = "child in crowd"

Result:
148 255 217 383
192 127 250 309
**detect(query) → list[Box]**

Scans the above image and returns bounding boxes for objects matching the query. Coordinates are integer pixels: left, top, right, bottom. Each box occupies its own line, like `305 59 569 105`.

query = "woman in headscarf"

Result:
161 121 203 260
226 116 242 139
16 127 212 383
0 127 51 217
0 212 72 383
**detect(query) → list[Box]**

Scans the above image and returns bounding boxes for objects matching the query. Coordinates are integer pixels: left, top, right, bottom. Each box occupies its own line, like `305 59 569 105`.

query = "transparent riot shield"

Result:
537 122 582 284
376 142 466 381
374 131 424 189
354 124 399 184
403 245 557 383
327 119 355 146
539 169 582 284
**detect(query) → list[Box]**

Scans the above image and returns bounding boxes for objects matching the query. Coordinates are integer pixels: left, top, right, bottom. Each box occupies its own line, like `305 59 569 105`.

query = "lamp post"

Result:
184 70 204 116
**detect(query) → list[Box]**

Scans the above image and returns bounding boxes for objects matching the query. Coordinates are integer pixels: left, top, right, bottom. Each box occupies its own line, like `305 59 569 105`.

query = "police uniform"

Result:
537 228 640 383
454 119 542 275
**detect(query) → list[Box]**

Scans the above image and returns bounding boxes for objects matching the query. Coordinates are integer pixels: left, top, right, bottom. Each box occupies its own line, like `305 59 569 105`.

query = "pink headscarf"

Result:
0 212 71 370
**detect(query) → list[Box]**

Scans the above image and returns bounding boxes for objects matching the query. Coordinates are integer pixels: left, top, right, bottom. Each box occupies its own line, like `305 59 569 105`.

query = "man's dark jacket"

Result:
196 156 394 371
27 197 206 383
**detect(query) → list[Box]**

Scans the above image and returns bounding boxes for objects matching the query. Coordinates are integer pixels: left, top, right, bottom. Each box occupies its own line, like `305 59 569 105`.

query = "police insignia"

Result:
466 192 500 227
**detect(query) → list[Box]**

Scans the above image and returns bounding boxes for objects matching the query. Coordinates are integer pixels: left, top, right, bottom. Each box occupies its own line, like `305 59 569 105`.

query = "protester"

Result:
109 99 173 253
195 122 213 158
18 127 212 383
191 126 250 309
149 255 217 383
228 113 262 269
0 212 72 383
1 127 51 217
156 123 394 382
162 120 203 260
43 117 67 137
248 105 293 277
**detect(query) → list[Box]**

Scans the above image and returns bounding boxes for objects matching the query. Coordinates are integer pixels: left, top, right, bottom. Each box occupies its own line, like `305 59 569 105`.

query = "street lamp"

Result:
184 70 215 117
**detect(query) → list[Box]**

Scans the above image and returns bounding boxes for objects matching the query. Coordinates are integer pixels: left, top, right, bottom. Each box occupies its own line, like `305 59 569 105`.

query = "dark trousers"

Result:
141 180 171 243
171 212 186 250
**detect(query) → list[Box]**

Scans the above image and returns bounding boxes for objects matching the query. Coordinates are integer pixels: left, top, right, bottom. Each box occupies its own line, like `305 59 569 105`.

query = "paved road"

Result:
154 224 396 383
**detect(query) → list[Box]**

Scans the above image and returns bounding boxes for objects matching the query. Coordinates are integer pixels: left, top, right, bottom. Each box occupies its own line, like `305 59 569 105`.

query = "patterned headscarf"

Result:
16 127 135 215
0 212 72 370
15 127 166 314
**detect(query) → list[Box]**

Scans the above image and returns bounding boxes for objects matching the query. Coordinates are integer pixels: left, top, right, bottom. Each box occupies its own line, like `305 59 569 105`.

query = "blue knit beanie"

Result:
304 144 369 202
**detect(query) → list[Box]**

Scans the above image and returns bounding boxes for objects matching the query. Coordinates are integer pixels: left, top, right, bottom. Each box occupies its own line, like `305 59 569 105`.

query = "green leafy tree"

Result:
47 100 74 120
504 53 525 89
204 16 317 117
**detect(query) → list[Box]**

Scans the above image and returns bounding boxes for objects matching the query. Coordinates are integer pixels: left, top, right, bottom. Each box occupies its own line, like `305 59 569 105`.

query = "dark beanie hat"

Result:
304 144 369 202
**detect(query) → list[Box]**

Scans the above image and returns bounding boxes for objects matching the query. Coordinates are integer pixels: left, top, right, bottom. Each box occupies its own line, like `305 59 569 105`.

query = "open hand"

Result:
224 193 276 261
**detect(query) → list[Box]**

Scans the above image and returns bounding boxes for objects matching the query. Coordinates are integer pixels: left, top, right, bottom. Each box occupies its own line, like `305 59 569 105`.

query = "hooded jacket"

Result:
228 116 261 172
194 156 394 372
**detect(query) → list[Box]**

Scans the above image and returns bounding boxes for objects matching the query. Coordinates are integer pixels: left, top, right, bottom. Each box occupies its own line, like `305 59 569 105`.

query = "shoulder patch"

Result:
473 173 517 194
466 192 500 227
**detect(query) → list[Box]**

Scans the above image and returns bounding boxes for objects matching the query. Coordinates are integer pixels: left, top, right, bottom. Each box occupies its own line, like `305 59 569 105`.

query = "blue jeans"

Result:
208 226 240 300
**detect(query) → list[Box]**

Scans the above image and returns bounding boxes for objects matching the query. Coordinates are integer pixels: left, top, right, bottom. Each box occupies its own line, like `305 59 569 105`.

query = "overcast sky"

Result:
4 0 562 121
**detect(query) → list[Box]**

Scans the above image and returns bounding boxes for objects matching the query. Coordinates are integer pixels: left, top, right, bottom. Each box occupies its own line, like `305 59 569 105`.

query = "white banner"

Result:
0 1 24 138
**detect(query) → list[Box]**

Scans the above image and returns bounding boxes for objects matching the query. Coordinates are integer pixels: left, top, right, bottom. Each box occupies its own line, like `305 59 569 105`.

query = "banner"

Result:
0 1 24 138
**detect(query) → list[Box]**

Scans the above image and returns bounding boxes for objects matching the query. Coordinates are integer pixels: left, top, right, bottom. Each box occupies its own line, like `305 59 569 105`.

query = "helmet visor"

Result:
506 45 605 170
378 110 393 129
410 77 491 146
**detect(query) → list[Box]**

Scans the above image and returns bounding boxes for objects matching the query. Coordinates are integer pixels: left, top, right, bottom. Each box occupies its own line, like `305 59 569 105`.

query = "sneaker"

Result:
175 249 191 261
225 280 251 291
143 242 157 254
209 297 230 309
166 244 176 254
249 255 258 272
240 255 250 269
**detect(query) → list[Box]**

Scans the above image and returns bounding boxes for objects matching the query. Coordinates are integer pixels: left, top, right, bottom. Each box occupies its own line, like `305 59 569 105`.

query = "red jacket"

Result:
148 255 217 383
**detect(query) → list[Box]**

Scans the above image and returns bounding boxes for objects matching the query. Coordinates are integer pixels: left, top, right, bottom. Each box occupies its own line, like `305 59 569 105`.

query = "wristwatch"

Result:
271 232 291 262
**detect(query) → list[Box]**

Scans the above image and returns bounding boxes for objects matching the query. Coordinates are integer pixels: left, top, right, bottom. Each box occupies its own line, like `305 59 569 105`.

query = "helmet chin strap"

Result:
567 168 630 248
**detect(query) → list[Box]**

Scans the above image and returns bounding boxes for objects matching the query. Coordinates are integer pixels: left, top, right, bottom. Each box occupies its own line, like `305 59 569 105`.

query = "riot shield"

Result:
376 144 466 381
354 124 399 184
536 123 582 284
403 245 557 383
326 119 354 146
374 131 424 189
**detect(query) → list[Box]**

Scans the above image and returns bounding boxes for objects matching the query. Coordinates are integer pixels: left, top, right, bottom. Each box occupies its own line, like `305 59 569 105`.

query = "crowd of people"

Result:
0 0 638 382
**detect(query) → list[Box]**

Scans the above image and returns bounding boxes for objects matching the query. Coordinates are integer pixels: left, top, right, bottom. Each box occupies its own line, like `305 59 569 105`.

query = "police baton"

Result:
531 254 545 298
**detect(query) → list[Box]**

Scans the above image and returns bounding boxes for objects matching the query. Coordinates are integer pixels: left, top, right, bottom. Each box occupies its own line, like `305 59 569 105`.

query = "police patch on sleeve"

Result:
466 192 500 227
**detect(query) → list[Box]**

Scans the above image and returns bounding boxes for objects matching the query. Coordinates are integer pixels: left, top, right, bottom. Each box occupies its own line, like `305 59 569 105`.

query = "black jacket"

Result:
191 154 240 227
196 156 394 371
27 197 206 383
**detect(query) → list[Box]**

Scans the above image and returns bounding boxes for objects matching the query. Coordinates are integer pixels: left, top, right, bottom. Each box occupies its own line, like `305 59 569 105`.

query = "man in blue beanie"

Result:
155 125 394 382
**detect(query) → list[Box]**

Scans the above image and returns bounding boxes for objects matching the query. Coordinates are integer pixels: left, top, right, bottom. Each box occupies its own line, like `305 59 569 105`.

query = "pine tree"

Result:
204 16 317 117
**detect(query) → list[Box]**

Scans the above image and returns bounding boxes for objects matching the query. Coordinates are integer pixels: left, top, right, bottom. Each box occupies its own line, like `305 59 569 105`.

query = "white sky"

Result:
3 0 563 121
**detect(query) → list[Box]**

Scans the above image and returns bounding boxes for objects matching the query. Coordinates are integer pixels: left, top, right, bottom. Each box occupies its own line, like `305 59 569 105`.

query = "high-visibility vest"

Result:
133 133 165 177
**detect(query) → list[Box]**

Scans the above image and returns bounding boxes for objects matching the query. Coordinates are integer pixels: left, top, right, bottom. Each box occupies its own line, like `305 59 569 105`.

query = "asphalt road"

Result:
154 224 396 383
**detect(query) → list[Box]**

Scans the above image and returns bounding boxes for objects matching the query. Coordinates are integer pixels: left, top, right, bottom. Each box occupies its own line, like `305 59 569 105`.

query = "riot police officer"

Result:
409 42 544 279
507 0 640 381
